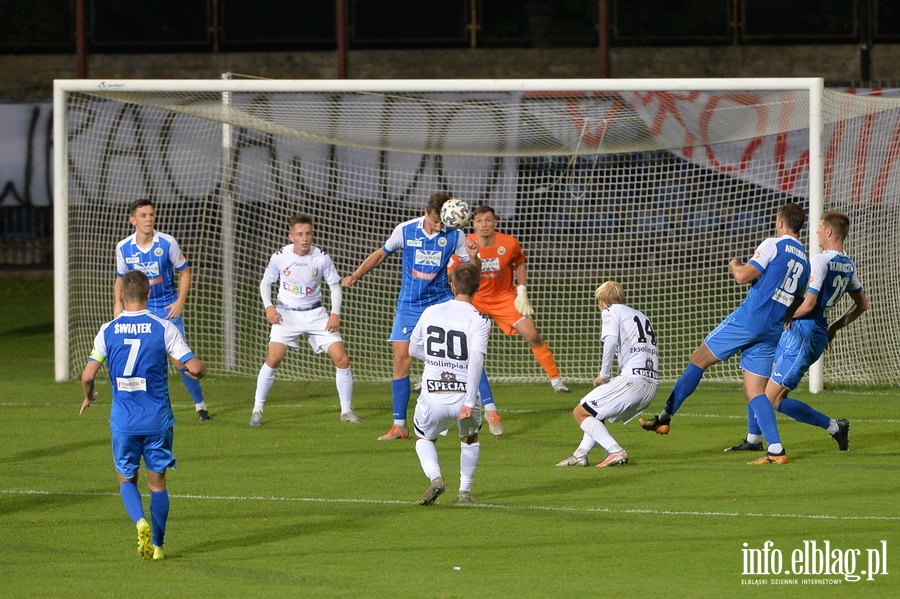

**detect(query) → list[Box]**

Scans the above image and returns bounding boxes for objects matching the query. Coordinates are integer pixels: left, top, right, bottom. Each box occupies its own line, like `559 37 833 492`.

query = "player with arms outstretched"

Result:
410 263 491 505
250 213 359 426
342 193 480 441
640 202 809 465
449 205 569 436
727 210 867 454
557 281 659 468
114 198 211 420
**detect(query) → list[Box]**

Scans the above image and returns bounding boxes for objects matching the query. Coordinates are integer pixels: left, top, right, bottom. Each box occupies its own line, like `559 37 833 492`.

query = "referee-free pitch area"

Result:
1 278 897 597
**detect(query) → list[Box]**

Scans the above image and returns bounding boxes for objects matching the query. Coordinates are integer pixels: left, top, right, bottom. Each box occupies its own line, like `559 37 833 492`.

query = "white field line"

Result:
3 403 898 424
2 488 897 521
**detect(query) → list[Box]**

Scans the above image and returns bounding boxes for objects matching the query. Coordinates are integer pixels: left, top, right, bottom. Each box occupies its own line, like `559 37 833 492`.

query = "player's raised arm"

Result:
342 248 389 287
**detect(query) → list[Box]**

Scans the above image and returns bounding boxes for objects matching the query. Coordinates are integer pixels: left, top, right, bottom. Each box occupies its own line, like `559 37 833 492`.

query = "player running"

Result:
727 210 867 455
640 202 809 465
410 263 491 505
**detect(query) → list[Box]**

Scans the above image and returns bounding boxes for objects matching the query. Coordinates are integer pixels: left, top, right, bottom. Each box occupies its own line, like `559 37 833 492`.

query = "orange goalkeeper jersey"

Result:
453 231 526 311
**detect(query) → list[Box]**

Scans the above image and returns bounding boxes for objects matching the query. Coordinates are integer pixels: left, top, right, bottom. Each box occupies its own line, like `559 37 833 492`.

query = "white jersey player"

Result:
249 214 360 426
409 263 490 505
556 281 660 469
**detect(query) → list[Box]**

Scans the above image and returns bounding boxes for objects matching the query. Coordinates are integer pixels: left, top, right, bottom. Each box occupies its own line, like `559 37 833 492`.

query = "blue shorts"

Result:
389 309 424 343
111 428 176 478
704 313 779 378
771 321 827 390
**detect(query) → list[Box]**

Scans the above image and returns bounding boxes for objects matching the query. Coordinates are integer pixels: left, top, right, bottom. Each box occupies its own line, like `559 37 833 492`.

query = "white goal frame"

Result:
52 77 828 389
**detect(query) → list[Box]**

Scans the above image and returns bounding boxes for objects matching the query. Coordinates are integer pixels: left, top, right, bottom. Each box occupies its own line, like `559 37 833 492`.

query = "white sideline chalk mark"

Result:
4 403 898 424
3 488 897 521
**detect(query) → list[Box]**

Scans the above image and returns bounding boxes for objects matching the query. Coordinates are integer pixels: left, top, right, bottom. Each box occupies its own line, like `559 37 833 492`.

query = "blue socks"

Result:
120 481 145 523
479 369 494 408
150 490 169 547
392 376 411 421
663 363 705 416
747 402 762 436
749 394 781 447
778 397 831 429
179 368 205 404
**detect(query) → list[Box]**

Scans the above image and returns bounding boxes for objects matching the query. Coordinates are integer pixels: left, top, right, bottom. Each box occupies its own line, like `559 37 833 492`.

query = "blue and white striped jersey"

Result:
115 230 188 314
797 249 863 329
383 216 471 312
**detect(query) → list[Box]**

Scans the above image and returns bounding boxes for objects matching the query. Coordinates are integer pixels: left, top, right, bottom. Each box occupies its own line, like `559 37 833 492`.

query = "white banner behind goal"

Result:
54 78 900 390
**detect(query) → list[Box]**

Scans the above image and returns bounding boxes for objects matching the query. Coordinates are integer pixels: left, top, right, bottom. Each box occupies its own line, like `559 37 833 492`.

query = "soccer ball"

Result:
440 198 472 229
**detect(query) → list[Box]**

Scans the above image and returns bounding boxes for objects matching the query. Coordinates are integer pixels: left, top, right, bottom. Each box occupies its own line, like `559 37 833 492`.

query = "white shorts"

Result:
269 306 343 354
413 394 482 440
580 375 659 424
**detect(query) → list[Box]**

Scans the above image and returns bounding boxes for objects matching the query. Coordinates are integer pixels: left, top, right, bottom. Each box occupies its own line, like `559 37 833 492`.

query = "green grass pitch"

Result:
1 276 897 597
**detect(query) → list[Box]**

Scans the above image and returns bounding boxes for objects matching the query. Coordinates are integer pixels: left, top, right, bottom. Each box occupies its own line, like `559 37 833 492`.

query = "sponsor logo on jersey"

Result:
412 269 438 281
415 249 443 267
631 358 659 380
426 371 468 393
116 376 147 392
125 256 140 265
282 281 313 295
771 288 795 306
481 257 500 272
406 239 423 247
136 262 160 277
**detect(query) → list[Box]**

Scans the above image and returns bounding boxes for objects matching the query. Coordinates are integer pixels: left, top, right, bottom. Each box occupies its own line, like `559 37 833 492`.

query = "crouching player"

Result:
556 281 659 468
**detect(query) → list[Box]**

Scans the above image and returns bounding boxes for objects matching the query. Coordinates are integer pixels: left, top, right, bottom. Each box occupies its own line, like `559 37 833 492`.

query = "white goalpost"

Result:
53 78 900 391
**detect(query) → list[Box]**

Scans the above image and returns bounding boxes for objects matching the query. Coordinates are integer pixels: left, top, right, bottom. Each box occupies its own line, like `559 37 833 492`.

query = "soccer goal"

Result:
53 78 900 391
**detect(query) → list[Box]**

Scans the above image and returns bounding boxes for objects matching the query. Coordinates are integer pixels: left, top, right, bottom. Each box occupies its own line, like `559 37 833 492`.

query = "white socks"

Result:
580 418 623 454
254 363 277 413
460 441 480 493
415 439 441 481
336 367 353 413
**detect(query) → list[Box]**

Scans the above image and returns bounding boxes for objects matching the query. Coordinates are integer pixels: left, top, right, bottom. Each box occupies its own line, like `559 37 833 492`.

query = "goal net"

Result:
54 78 900 390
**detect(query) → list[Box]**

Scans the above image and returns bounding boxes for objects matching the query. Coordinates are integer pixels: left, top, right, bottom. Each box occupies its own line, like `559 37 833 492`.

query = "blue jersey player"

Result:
342 193 480 441
640 202 810 465
80 270 207 560
728 210 868 454
114 198 211 420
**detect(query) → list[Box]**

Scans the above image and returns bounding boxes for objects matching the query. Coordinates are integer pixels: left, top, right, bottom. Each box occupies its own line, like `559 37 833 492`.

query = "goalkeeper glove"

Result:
515 285 534 317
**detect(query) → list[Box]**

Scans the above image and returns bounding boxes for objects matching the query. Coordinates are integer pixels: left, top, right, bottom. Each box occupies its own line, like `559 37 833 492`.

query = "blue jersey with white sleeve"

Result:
797 250 862 329
383 216 470 313
115 231 188 315
89 309 195 436
733 235 809 335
